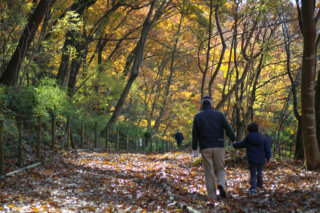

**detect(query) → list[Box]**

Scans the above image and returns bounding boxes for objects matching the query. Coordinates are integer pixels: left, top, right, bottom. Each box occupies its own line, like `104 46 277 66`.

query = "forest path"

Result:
0 150 319 212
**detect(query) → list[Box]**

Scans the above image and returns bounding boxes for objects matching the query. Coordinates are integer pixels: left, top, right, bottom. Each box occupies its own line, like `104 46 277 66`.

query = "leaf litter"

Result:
0 149 319 212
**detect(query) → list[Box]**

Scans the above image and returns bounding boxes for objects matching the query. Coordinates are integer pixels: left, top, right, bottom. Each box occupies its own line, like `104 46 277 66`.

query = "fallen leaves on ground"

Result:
0 149 319 212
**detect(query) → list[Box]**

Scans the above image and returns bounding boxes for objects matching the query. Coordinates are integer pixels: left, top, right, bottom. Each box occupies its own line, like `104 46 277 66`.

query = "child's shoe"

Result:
250 189 257 195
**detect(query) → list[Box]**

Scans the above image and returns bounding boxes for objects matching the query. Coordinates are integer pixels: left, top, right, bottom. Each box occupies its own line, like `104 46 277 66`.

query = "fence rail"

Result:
0 116 173 177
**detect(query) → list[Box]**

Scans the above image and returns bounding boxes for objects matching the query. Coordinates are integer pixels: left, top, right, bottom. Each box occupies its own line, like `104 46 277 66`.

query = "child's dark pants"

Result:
249 163 264 191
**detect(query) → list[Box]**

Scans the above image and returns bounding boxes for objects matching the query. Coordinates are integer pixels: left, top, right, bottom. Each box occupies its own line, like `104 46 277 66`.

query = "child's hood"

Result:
246 132 264 146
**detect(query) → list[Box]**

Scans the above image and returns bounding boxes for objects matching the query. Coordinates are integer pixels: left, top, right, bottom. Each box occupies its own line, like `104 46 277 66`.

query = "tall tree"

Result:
0 0 51 86
106 0 172 129
208 4 226 97
56 0 98 89
280 13 304 159
300 0 320 170
153 13 184 132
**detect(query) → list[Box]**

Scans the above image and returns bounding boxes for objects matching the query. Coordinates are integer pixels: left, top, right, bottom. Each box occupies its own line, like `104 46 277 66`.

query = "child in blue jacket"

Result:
233 122 271 195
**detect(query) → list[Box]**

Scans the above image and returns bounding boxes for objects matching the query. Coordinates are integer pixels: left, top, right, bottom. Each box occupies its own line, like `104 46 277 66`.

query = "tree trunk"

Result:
281 19 304 159
315 34 320 152
198 0 213 99
56 32 72 85
68 52 83 96
56 0 97 86
0 0 51 85
316 68 320 152
295 119 304 159
208 5 226 97
106 0 170 129
300 0 320 170
147 54 168 130
153 13 183 132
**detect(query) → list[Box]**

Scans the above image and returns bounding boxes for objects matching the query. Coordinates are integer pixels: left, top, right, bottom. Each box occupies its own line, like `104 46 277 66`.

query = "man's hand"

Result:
192 150 199 158
265 161 270 166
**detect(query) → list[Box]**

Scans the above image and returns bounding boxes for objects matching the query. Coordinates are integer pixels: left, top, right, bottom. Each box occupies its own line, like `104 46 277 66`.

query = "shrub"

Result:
5 86 38 119
35 78 69 117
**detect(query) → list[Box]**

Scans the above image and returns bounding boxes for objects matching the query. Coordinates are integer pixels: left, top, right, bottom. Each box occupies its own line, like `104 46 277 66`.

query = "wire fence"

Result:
0 115 174 177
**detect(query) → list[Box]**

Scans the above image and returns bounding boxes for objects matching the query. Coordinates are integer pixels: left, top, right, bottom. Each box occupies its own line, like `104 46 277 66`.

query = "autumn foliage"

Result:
0 149 319 212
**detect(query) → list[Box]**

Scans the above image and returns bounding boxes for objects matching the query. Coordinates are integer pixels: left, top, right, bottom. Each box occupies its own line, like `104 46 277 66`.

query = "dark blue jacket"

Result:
175 132 184 143
192 106 236 150
233 132 271 164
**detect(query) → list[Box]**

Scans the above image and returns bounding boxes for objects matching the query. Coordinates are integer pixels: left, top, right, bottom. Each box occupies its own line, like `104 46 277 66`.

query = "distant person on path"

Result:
232 122 271 195
175 129 184 149
192 96 236 202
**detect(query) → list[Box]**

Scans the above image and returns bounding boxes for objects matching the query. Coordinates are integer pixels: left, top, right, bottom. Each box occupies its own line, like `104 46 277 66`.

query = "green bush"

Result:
35 78 69 117
5 86 38 119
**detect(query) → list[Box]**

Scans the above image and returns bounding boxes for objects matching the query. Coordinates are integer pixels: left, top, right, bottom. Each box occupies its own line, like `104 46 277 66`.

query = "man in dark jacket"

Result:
192 96 236 201
175 129 184 149
233 122 271 195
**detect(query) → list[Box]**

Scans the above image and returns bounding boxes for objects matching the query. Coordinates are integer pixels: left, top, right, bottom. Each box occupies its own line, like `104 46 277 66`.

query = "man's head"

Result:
201 96 214 109
247 122 259 133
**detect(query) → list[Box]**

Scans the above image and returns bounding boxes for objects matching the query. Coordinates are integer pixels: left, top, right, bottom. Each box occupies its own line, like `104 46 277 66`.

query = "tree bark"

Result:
106 0 171 129
153 13 183 132
197 0 213 100
316 65 320 152
300 0 320 170
0 0 51 85
281 19 304 159
56 0 97 87
208 5 226 97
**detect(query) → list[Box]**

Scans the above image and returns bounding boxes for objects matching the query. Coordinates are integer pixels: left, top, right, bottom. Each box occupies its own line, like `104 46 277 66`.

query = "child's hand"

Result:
232 141 237 147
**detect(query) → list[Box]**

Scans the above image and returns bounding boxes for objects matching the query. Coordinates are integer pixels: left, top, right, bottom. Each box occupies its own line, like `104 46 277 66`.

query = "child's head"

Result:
247 122 259 133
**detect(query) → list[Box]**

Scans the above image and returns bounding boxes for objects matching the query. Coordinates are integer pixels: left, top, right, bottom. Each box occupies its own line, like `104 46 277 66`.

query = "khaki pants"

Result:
201 147 225 199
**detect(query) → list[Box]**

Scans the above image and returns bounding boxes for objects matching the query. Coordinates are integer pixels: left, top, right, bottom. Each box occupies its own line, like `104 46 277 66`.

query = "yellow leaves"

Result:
193 156 202 165
81 206 97 211
119 115 125 122
8 204 15 209
1 149 320 212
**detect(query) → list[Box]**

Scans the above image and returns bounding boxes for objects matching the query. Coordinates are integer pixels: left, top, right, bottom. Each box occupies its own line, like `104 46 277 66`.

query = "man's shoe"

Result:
208 197 216 203
217 185 226 198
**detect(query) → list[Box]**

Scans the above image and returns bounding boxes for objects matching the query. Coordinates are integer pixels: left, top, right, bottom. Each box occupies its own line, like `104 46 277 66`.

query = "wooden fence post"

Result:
106 126 109 150
156 140 159 153
95 122 98 149
81 120 84 149
289 143 294 159
36 116 41 159
143 136 146 153
18 119 23 167
0 120 4 176
116 129 119 150
66 116 70 149
150 138 153 153
51 115 55 149
126 129 129 152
